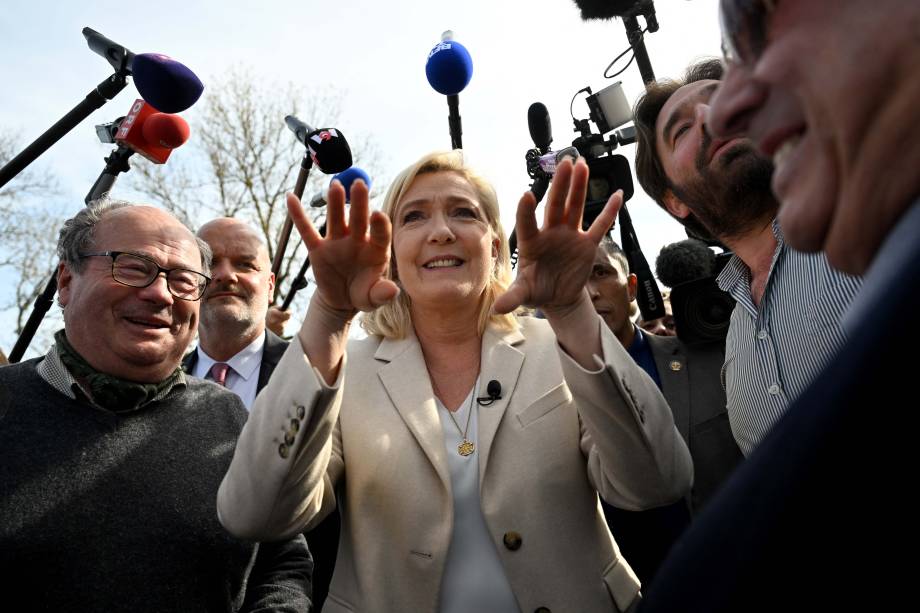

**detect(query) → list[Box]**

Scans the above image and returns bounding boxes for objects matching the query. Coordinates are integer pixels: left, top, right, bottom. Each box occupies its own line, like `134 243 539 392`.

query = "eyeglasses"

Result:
79 251 211 301
720 0 777 66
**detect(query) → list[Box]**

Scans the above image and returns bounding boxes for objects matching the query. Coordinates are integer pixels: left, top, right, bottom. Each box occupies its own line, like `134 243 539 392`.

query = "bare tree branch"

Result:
129 65 387 312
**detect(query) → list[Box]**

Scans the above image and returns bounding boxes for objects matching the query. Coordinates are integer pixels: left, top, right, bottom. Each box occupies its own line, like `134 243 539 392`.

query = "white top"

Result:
435 380 521 613
193 332 266 410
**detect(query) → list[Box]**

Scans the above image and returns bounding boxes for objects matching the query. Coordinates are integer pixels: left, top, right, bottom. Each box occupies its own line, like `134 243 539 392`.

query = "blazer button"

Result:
534 608 551 613
503 531 522 551
296 405 306 420
278 443 290 459
284 431 295 446
290 418 300 433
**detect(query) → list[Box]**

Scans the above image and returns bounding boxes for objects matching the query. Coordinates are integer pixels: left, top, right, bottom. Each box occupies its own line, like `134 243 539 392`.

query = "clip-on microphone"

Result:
476 380 503 406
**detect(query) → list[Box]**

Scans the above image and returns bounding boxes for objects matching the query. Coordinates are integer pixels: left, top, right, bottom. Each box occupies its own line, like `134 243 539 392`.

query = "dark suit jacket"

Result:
184 328 341 612
604 332 742 587
640 204 920 612
645 333 742 512
183 329 288 392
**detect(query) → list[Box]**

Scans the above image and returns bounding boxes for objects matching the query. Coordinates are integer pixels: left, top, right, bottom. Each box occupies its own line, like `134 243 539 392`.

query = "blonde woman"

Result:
218 152 692 613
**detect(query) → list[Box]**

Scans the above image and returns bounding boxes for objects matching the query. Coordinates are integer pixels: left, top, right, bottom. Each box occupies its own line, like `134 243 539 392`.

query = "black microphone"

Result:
571 0 655 20
476 380 502 406
655 239 716 289
527 102 553 154
284 115 353 173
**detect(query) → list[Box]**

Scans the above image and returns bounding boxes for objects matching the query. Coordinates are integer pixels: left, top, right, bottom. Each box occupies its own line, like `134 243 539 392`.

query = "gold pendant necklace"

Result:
444 383 477 457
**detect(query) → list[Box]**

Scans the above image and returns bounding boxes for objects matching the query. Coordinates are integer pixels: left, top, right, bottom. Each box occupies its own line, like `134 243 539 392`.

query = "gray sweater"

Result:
0 358 311 612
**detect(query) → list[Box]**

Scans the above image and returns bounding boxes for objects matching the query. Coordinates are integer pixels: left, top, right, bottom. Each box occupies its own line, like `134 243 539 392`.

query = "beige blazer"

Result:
218 315 692 613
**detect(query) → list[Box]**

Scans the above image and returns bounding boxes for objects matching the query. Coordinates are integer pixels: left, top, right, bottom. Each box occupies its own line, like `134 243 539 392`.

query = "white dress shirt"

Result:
193 332 266 410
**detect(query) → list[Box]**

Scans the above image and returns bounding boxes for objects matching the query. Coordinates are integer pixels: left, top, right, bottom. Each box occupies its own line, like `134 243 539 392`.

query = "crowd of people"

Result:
1 0 917 611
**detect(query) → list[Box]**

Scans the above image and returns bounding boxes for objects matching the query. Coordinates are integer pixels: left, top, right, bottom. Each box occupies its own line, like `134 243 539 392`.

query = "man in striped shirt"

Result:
632 59 861 456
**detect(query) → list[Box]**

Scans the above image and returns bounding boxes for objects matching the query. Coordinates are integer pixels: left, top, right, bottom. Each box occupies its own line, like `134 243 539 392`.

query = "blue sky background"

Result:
0 0 723 358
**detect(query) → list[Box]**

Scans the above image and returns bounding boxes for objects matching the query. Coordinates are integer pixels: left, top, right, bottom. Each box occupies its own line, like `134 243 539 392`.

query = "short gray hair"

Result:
57 198 212 273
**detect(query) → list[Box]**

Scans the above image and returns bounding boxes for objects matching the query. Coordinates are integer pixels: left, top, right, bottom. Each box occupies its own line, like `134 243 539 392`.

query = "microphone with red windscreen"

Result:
114 99 190 164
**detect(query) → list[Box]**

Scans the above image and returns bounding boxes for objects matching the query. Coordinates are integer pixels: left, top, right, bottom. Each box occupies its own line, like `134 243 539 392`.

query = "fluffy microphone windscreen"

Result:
425 39 473 96
527 102 553 151
142 113 190 149
572 0 649 19
332 167 372 203
655 239 716 288
131 53 204 114
308 129 353 174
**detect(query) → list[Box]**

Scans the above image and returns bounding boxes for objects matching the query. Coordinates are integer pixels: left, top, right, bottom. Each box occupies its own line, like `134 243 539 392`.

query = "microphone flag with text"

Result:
271 115 355 288
425 31 473 150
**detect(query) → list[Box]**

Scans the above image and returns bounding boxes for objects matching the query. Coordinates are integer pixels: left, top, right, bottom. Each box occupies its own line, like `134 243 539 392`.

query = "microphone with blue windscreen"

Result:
425 31 473 150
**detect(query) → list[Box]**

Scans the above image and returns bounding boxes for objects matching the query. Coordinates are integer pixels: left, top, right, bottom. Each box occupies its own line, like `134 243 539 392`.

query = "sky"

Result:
0 0 724 358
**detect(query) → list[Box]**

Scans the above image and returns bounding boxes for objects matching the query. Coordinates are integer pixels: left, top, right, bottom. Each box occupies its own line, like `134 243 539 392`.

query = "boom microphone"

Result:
571 0 657 24
426 31 472 149
284 115 353 173
82 28 204 113
114 99 189 164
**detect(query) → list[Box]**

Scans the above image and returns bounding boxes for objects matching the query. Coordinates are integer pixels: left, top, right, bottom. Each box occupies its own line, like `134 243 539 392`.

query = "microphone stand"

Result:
271 152 313 296
0 73 129 189
8 145 136 363
0 27 135 189
280 222 326 311
623 15 656 85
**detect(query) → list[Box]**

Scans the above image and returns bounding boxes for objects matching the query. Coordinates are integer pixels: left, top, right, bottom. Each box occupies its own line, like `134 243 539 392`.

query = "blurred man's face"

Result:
709 0 920 273
655 79 776 241
587 248 637 342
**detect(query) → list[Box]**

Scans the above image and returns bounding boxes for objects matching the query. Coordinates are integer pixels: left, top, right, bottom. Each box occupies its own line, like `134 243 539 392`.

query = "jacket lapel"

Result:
376 331 452 490
477 324 525 485
257 330 289 392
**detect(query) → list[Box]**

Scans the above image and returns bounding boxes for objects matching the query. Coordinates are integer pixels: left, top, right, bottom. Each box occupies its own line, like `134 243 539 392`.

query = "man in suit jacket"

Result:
186 217 339 611
638 1 919 610
184 218 282 409
587 237 742 585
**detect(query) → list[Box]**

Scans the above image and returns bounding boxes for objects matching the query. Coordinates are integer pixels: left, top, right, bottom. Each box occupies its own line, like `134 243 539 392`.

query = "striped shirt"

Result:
717 221 862 456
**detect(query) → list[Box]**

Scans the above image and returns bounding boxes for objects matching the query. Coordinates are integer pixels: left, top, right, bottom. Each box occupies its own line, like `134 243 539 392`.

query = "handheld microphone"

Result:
82 27 204 113
527 102 553 154
426 31 473 150
114 99 189 164
284 115 353 173
476 380 502 406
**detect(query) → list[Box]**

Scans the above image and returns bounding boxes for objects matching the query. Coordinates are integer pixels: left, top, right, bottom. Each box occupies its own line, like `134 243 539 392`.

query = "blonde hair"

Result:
361 150 518 339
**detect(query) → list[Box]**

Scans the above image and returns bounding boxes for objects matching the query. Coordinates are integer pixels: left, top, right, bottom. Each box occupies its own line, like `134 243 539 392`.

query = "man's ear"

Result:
268 272 276 298
627 273 638 302
662 189 692 220
57 262 72 307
